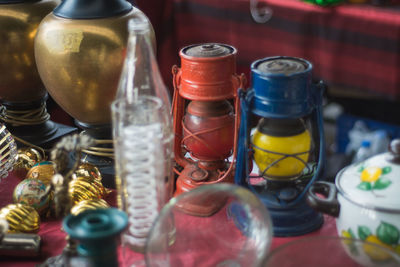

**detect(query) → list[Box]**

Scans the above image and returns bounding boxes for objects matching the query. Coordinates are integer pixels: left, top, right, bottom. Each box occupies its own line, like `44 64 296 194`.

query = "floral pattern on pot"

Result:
357 165 392 191
342 221 400 260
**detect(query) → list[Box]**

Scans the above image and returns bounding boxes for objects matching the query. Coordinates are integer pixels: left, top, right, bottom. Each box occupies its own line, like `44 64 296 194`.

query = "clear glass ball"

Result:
145 183 273 267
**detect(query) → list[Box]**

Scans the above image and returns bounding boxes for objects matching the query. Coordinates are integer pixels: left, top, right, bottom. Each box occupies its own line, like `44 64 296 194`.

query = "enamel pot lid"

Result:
336 139 400 212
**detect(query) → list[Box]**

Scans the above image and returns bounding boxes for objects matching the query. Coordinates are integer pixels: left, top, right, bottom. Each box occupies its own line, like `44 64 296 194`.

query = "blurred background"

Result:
125 0 400 179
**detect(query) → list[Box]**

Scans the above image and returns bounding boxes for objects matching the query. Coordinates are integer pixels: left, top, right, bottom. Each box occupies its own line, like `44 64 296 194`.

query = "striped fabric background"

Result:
139 0 400 100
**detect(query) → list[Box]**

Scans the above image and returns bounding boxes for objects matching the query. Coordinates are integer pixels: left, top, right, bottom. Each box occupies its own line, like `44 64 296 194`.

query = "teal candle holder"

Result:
63 208 128 267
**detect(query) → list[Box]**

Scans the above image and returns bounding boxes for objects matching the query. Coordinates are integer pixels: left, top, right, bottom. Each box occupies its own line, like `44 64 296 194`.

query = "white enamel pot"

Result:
307 139 400 257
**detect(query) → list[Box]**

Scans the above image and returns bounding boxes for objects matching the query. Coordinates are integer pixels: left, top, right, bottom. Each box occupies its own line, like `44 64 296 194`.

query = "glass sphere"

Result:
145 183 273 267
252 118 311 180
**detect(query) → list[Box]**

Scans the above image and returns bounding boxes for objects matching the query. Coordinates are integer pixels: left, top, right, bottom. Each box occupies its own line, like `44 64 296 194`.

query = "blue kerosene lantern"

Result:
235 56 325 236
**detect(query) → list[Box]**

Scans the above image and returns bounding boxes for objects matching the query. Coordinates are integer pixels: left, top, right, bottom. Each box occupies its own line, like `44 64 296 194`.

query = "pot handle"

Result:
306 181 340 218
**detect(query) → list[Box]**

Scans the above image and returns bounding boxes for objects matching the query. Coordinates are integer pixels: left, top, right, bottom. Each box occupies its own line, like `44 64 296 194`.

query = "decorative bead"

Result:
14 147 43 171
13 178 50 215
0 204 40 233
74 162 102 181
26 161 56 185
69 176 107 204
70 199 110 216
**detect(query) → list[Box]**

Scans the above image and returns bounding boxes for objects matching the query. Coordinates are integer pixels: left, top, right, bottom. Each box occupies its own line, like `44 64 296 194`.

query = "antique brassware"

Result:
34 0 155 187
34 0 154 125
0 0 57 103
0 204 40 233
70 199 109 216
25 161 56 185
0 0 76 149
15 147 43 172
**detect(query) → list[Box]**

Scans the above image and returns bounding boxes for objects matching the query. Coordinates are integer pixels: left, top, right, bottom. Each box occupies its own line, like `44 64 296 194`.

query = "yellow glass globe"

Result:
252 128 311 180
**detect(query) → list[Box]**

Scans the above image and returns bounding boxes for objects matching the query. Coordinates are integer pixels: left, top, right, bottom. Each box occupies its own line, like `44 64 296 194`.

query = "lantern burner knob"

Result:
190 168 209 182
202 44 215 50
278 187 299 201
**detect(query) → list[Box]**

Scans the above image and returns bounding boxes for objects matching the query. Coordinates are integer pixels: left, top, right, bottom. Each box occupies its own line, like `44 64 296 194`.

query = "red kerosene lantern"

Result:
172 43 245 204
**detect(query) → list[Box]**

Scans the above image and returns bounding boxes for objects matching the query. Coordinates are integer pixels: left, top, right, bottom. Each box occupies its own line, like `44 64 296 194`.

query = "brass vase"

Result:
0 0 76 149
34 0 155 187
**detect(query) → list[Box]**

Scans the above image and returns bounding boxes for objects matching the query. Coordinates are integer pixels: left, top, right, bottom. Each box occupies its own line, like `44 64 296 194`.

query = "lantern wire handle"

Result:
273 81 326 207
234 88 251 186
171 65 188 169
290 98 326 205
207 73 246 184
250 143 311 180
250 0 273 24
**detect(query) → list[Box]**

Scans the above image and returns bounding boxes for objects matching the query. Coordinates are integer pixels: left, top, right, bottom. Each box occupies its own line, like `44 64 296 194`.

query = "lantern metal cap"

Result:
249 56 315 118
252 56 312 77
256 58 308 76
182 43 234 58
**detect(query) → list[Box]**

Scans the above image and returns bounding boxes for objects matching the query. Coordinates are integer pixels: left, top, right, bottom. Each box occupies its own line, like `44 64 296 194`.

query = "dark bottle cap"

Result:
0 0 39 3
53 0 133 19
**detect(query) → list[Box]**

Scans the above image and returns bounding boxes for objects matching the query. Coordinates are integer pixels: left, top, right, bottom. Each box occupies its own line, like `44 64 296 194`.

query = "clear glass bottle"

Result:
115 14 174 200
116 16 170 109
113 16 174 260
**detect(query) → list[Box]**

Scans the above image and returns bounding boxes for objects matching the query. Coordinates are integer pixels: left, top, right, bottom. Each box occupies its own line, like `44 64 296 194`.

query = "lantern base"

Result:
263 197 323 237
174 163 232 216
175 196 228 217
175 163 233 194
74 121 115 189
251 182 323 236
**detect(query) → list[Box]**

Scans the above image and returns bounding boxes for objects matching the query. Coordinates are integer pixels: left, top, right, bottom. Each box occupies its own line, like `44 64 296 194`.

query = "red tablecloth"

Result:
0 172 337 266
146 0 400 100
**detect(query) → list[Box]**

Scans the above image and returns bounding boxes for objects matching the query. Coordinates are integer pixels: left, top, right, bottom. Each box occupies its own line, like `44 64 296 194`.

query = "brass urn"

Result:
0 0 76 148
34 0 154 187
35 0 154 126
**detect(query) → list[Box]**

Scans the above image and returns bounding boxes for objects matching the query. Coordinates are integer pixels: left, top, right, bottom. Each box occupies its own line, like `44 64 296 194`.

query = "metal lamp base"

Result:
1 98 77 150
252 182 324 237
174 163 232 217
264 197 324 237
7 121 77 150
74 120 115 189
